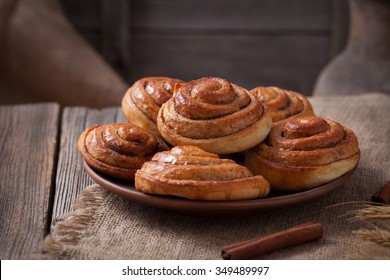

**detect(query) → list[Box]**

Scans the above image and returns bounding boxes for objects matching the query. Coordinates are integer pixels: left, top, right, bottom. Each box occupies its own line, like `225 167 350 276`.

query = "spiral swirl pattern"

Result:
122 77 184 135
135 146 270 200
250 87 314 124
78 122 169 180
158 77 272 154
246 116 360 191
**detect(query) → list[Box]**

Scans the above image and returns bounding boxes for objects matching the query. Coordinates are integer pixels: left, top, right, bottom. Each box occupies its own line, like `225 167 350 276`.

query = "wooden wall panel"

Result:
130 33 329 95
131 0 331 31
60 0 99 30
60 0 349 96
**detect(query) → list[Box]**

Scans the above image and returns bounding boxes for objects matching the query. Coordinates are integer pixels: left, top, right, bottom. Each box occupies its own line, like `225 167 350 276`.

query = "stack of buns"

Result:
78 76 360 200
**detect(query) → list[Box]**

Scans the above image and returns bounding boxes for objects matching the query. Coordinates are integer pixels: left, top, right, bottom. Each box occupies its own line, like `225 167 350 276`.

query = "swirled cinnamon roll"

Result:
122 77 184 135
135 146 270 200
78 122 169 181
245 116 360 192
157 77 272 154
250 87 314 125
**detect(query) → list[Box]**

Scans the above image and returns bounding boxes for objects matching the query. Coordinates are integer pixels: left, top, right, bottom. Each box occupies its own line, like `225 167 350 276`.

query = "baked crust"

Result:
121 77 184 135
250 86 315 125
77 122 169 181
245 116 360 192
157 77 272 154
135 146 270 200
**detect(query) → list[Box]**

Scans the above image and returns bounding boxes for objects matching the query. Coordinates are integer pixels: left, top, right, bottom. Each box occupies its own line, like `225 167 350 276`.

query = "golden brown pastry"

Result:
78 122 169 181
245 116 360 192
157 77 272 154
135 146 270 200
250 86 315 125
121 77 184 135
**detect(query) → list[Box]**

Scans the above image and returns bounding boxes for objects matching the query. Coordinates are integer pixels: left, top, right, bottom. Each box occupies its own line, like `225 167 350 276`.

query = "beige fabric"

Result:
39 93 390 259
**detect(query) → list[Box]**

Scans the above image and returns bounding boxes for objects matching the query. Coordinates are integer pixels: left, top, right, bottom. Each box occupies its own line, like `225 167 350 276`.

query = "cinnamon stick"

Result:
221 222 324 260
371 180 390 204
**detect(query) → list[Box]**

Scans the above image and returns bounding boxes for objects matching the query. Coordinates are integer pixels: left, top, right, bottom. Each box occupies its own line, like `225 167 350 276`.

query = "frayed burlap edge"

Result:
346 204 390 259
32 185 390 260
33 184 106 259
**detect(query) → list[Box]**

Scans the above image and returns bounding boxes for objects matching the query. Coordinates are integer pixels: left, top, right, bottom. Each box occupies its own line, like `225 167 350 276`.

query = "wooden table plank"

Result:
0 103 60 259
51 106 125 226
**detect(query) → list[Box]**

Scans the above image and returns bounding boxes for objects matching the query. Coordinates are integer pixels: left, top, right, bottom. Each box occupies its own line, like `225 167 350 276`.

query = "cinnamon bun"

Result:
245 116 360 192
135 145 270 200
250 87 315 125
122 77 184 135
157 77 272 154
78 122 169 181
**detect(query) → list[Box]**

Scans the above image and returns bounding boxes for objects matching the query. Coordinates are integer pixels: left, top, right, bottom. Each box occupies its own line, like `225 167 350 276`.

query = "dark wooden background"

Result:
60 0 349 96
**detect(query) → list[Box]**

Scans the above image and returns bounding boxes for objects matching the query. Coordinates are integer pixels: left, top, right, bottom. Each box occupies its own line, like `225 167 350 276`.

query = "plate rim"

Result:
83 160 354 214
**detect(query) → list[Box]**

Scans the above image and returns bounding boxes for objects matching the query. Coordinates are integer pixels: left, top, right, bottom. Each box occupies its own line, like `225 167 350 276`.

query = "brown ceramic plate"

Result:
83 160 354 216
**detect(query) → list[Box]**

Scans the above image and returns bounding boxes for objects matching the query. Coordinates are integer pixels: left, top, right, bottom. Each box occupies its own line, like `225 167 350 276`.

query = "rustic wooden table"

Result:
1 96 389 260
0 103 126 259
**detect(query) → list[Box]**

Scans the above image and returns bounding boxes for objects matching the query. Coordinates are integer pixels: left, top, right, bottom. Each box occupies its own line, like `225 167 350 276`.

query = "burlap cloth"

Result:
39 93 390 260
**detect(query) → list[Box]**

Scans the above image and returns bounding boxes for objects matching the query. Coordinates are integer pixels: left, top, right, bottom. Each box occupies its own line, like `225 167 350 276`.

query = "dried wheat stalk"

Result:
349 204 390 259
